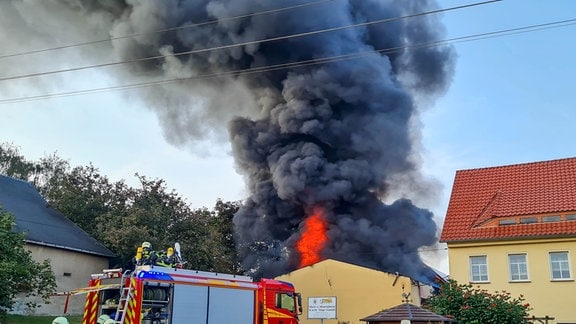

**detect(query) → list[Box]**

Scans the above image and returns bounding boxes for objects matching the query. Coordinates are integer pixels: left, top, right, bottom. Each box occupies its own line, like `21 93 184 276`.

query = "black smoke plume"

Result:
1 0 454 282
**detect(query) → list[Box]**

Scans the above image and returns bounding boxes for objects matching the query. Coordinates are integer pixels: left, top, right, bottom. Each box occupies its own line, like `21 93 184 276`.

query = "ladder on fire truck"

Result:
113 270 137 324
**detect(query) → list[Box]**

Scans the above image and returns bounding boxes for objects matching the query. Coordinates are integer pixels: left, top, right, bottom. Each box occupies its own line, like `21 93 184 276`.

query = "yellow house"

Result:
276 259 439 324
441 157 576 323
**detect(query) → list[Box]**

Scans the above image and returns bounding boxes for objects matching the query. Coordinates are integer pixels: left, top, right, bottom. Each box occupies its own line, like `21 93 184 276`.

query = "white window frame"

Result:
469 255 489 283
549 251 572 281
508 253 529 282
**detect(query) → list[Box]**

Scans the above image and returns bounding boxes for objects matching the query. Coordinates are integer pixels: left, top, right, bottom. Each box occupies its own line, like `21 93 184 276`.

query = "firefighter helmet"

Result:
97 314 110 324
103 319 116 324
52 317 69 324
141 241 152 249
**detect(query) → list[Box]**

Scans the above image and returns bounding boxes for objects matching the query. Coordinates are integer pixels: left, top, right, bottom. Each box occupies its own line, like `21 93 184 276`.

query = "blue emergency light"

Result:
137 270 173 281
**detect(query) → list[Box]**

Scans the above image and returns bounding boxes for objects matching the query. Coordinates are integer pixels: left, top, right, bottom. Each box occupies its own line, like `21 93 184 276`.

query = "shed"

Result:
0 175 115 315
360 303 455 324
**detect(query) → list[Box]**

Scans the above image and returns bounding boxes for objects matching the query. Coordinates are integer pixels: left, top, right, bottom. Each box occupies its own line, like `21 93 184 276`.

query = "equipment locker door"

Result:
172 285 209 323
207 287 254 324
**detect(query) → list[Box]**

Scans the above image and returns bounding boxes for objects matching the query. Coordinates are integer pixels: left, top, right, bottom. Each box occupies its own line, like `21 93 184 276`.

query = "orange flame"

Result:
296 207 328 268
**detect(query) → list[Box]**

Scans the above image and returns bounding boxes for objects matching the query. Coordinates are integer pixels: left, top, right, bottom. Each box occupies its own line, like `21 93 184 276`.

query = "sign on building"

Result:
308 296 337 319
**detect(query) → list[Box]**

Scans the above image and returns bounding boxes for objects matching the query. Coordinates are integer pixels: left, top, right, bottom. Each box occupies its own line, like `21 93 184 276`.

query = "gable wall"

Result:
447 237 576 323
12 244 110 316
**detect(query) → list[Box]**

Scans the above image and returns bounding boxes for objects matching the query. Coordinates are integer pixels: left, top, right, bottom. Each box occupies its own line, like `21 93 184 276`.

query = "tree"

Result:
0 142 70 191
0 143 38 180
42 164 120 237
425 279 531 324
0 209 56 315
93 174 222 270
207 199 242 273
0 143 245 274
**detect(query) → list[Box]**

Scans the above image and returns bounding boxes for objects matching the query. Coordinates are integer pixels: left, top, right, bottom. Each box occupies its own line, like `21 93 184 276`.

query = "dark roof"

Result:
326 258 446 289
360 303 455 322
0 175 115 257
441 157 576 242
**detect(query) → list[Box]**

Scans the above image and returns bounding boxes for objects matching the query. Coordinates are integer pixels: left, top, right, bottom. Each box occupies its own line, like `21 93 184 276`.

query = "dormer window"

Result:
519 217 537 224
542 215 561 222
499 219 516 226
494 212 576 227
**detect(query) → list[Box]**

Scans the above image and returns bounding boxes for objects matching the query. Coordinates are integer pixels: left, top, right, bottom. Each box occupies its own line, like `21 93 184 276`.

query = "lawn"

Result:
2 314 83 324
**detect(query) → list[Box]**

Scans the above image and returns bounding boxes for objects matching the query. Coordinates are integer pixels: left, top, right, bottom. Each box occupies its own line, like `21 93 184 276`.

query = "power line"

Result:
442 17 576 45
0 0 500 82
0 0 335 60
0 16 573 105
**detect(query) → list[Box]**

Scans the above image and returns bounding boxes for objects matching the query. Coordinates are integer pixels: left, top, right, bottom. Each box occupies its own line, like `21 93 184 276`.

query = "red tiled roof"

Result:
441 157 576 242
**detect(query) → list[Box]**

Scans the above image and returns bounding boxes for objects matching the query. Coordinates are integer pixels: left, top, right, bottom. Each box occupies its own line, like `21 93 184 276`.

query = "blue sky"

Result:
1 0 575 271
423 0 576 215
416 0 576 269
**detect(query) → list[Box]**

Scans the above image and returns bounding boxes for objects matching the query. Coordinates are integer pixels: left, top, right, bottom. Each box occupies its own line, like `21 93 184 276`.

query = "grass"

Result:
2 314 83 324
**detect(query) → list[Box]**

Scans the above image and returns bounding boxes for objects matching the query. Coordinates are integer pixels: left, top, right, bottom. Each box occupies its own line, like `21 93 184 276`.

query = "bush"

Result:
425 279 531 324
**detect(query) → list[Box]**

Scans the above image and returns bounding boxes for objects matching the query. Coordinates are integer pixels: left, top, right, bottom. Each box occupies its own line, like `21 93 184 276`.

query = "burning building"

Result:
3 0 454 283
225 0 455 281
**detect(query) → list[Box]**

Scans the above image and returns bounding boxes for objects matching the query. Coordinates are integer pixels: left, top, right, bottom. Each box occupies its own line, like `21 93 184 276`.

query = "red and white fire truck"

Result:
80 265 302 324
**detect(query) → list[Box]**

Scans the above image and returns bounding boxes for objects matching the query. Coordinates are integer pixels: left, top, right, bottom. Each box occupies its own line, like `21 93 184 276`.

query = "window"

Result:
499 219 516 226
549 251 571 280
508 254 529 281
519 217 537 224
542 215 561 222
276 292 296 312
470 255 489 282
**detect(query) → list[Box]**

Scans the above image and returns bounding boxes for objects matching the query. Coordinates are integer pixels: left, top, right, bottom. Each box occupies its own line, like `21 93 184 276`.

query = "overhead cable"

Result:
0 0 501 82
0 16 573 105
0 0 335 59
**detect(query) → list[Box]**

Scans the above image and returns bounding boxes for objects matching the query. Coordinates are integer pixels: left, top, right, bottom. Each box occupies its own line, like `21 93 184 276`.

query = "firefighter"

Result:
166 246 176 266
103 319 116 324
135 241 157 266
155 247 175 268
52 317 69 324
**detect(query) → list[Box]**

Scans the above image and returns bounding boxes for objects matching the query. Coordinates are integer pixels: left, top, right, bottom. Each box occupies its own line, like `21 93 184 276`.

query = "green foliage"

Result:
425 279 531 324
0 143 39 180
0 143 69 190
0 211 57 315
206 200 242 273
0 142 244 275
45 164 117 233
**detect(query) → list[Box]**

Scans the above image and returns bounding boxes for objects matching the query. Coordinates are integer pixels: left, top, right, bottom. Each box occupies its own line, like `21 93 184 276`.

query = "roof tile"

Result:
0 175 115 257
441 157 576 242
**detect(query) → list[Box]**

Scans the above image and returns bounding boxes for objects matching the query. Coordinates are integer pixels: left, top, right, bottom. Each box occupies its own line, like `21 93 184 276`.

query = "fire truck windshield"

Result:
276 292 297 312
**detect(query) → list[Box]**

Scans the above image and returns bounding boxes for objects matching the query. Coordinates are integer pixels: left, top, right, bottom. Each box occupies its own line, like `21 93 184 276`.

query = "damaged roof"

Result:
0 175 115 257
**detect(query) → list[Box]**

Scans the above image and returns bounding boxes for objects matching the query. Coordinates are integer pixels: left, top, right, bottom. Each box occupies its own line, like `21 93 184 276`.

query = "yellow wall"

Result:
276 259 428 324
447 237 576 323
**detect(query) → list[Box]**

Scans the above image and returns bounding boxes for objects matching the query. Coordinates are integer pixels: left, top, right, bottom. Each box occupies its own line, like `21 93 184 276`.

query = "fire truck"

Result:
81 265 302 324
